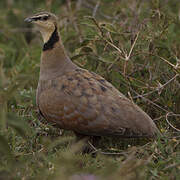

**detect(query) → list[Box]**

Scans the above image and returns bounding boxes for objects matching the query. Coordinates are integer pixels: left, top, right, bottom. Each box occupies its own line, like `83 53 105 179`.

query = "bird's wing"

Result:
38 68 157 137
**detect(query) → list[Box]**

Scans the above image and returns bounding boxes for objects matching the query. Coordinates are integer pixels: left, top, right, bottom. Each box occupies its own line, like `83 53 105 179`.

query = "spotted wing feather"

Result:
37 68 157 137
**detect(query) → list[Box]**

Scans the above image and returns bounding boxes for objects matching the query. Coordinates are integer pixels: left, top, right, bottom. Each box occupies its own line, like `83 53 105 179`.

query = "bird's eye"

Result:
42 16 48 21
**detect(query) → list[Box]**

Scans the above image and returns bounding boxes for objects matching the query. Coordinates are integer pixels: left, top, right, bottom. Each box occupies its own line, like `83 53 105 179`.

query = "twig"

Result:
67 0 82 43
168 113 180 117
135 52 180 73
92 0 100 18
133 74 179 99
153 115 165 121
125 32 140 61
107 56 120 71
158 55 179 69
86 16 104 36
82 0 119 20
124 32 139 75
165 113 180 132
86 16 124 58
99 151 128 156
88 141 128 156
168 135 180 139
164 163 180 170
104 39 123 55
130 87 169 113
117 71 170 113
87 141 99 154
128 91 134 104
76 0 82 10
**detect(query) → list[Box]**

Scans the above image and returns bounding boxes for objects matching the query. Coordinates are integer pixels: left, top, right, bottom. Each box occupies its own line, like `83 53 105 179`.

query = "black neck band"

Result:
43 26 59 51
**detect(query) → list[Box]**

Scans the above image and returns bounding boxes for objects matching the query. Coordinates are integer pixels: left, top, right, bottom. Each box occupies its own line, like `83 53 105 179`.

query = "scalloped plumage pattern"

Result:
37 68 158 137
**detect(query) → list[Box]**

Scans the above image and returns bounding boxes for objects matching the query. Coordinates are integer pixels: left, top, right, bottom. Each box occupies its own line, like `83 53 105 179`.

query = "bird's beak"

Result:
24 17 34 23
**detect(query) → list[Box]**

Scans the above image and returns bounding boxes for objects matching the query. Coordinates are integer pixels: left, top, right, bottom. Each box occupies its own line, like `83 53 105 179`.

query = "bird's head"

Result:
25 12 58 43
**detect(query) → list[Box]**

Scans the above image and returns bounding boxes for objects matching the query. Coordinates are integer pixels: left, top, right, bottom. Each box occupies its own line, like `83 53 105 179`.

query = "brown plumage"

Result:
25 12 159 138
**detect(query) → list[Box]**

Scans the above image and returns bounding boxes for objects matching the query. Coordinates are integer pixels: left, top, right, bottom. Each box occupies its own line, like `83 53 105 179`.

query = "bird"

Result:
25 12 159 139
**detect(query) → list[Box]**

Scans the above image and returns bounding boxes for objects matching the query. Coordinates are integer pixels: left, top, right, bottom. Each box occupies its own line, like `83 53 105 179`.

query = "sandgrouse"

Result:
25 12 159 138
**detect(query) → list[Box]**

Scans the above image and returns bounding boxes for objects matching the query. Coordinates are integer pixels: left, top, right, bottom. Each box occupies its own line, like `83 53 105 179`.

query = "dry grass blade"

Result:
165 113 180 132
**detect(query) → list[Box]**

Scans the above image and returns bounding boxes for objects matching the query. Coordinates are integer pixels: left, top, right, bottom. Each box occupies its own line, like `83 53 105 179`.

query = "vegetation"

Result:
0 0 179 179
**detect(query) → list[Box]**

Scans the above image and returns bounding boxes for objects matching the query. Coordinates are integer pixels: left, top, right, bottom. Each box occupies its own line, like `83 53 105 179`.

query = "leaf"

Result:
100 23 119 34
0 135 12 158
6 113 31 139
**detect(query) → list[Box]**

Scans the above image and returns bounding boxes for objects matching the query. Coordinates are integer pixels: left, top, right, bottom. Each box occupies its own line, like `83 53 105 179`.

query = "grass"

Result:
0 0 180 179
